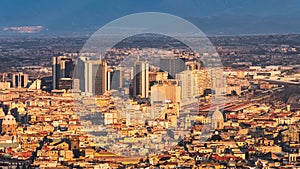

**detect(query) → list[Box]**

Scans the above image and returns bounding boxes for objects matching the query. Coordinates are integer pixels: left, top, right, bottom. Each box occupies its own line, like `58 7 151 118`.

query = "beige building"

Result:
176 70 198 100
149 71 168 82
150 80 181 105
192 69 211 95
0 82 10 89
12 72 28 88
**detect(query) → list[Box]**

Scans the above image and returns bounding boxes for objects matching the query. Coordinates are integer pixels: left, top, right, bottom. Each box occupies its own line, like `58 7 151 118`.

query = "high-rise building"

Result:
192 69 211 96
150 80 181 105
160 58 187 78
133 61 149 98
12 72 28 88
52 56 74 90
208 68 226 96
111 68 123 90
85 59 107 95
72 79 80 93
94 60 108 95
77 57 108 95
176 70 198 100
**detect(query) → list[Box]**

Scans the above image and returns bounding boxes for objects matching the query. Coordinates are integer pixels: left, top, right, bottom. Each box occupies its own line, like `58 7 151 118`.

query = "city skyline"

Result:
0 1 300 168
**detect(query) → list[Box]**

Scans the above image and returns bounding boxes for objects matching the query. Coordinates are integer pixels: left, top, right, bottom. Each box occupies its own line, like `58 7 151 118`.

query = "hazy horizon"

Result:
1 0 300 35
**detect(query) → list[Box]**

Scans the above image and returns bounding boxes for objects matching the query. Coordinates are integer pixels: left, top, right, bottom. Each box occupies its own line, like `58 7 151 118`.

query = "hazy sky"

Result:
1 0 300 35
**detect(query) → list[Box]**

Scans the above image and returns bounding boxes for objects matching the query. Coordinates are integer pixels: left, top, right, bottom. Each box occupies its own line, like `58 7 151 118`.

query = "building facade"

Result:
77 57 108 95
176 70 198 100
160 58 186 78
52 56 74 90
12 72 28 88
133 61 149 98
151 80 181 105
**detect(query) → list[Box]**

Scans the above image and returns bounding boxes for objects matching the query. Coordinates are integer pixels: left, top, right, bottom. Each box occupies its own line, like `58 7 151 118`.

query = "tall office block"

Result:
133 61 149 98
208 68 226 96
94 60 108 95
52 56 74 90
160 58 187 78
176 70 197 100
77 57 108 95
12 72 28 88
150 80 181 105
192 69 211 96
111 68 123 90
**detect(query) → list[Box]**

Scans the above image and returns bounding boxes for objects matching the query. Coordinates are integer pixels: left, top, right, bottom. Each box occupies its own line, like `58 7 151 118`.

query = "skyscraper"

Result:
94 60 108 95
208 68 226 96
111 67 123 90
176 70 197 100
133 61 149 98
150 80 181 105
52 56 74 90
160 58 187 78
193 69 211 96
77 57 108 95
12 72 28 88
